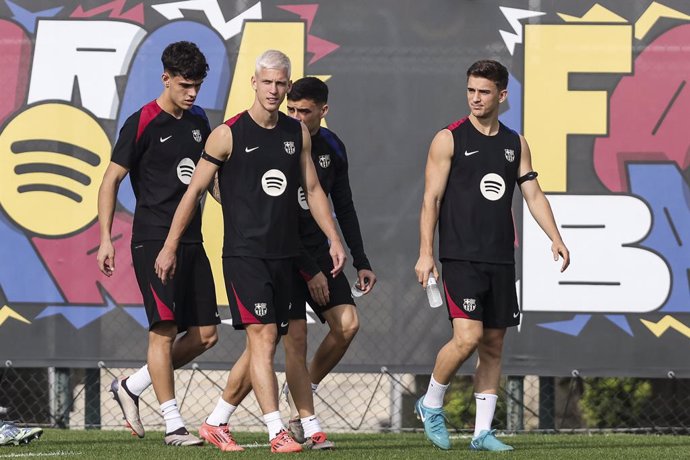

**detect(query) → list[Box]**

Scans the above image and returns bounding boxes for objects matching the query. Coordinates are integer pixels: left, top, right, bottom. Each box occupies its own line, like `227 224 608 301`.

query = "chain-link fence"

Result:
2 364 689 433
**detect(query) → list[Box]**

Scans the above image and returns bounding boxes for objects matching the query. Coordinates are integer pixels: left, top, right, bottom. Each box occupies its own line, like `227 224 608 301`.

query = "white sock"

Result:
126 365 151 396
264 411 285 441
473 393 498 437
206 397 237 426
301 415 322 438
423 375 448 409
161 399 185 434
311 382 319 393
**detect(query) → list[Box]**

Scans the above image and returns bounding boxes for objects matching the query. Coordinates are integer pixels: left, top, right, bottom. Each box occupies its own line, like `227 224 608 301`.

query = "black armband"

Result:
201 151 223 166
517 171 538 185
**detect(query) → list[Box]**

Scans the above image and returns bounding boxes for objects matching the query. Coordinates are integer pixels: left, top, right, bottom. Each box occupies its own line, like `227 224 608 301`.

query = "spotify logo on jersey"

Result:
261 169 287 196
177 158 195 184
480 173 505 201
297 186 309 210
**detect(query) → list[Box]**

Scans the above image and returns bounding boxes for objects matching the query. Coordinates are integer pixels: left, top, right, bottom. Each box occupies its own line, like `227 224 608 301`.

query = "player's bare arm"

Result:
154 124 232 282
518 135 570 272
415 129 453 287
96 162 129 276
299 123 347 276
208 172 222 204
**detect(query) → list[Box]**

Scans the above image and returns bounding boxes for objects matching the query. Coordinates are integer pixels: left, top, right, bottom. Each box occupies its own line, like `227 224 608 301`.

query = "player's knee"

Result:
284 334 307 357
248 325 279 355
450 335 480 354
199 329 218 350
479 340 504 361
339 318 359 344
149 322 177 343
330 307 359 344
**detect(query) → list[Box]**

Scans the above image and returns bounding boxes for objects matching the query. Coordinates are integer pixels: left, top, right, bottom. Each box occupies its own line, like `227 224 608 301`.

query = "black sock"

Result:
166 426 189 436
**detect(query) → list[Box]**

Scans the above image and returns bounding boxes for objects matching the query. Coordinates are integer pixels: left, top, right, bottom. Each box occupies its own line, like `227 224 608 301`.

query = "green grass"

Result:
2 430 690 459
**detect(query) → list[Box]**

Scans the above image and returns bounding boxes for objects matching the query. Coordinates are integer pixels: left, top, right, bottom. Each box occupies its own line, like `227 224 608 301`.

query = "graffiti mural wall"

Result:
0 0 687 376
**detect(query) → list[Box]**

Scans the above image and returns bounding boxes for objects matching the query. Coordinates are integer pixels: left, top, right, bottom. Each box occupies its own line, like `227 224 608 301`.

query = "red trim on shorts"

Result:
447 117 468 131
231 282 259 324
137 100 162 142
224 111 245 127
444 280 469 319
149 284 174 321
299 269 313 282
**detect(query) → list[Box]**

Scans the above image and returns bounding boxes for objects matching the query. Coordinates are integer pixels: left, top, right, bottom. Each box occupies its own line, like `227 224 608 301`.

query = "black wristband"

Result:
517 171 538 185
201 151 223 166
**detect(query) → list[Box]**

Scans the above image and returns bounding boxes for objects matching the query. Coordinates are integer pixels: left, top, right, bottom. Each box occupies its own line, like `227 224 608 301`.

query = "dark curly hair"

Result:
467 60 508 91
161 41 209 80
288 77 328 104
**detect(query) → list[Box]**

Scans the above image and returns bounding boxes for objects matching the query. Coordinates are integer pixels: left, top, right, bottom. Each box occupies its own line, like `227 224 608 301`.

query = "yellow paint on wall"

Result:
641 315 690 339
635 2 690 40
558 4 626 23
524 24 632 192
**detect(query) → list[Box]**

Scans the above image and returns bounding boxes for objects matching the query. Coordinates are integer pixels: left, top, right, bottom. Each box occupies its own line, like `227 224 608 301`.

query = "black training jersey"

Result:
296 127 371 275
218 111 303 258
438 117 521 264
111 100 210 243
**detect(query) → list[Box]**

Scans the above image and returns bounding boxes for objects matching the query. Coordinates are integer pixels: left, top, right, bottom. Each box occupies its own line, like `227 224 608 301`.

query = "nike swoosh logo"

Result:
280 321 289 327
514 311 521 318
464 150 479 156
245 146 259 153
160 135 172 143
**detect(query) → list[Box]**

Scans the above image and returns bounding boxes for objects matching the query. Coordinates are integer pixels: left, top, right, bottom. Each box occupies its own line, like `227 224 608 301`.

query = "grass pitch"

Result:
1 430 689 459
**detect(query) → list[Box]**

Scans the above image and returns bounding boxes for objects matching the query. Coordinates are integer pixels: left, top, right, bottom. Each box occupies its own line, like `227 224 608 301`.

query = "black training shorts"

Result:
441 260 520 328
222 256 293 335
131 241 219 331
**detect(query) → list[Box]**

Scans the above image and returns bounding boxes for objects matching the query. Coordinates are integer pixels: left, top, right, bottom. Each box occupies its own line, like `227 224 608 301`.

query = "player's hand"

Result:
552 239 570 272
154 244 177 285
356 269 377 295
307 272 330 306
415 254 438 289
97 240 115 277
329 239 347 277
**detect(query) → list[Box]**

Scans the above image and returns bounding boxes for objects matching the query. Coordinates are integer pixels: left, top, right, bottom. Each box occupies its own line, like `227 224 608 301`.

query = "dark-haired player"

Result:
97 41 218 446
281 77 376 441
414 60 570 451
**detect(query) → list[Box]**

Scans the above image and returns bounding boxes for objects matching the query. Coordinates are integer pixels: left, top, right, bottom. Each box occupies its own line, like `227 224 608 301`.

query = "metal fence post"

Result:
388 368 403 433
49 367 71 428
539 376 555 430
506 375 524 431
85 368 101 429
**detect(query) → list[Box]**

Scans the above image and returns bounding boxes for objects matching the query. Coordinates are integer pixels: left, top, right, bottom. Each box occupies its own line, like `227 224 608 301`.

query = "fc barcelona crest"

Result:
318 154 331 168
284 141 296 154
192 129 202 143
254 303 267 317
504 148 515 162
463 298 477 312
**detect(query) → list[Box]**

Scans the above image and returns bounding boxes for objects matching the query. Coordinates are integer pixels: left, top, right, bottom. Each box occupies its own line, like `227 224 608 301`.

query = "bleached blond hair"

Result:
255 49 291 77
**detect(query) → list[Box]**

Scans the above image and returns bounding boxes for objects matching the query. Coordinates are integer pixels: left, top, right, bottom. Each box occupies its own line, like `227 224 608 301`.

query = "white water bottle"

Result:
351 280 365 298
426 274 443 308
